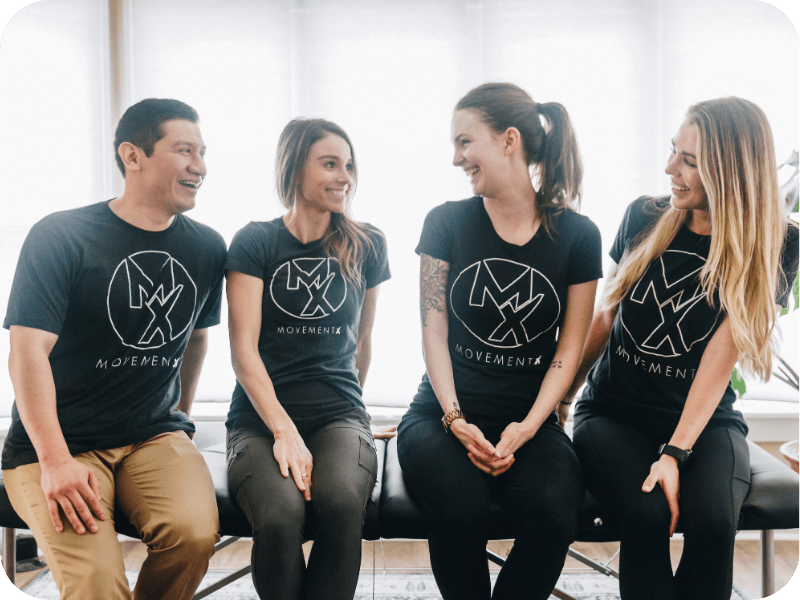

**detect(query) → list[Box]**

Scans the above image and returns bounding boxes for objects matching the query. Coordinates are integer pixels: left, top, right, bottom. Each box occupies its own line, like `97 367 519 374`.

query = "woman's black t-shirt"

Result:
413 196 603 421
225 218 390 421
575 196 800 436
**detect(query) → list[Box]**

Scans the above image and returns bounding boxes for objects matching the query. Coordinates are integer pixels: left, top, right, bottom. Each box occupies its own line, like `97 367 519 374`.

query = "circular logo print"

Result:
270 257 347 319
449 258 560 349
107 251 197 350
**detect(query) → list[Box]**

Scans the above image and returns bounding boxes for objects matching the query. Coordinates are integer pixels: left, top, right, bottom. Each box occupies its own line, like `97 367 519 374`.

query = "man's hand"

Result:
41 457 106 534
642 455 681 536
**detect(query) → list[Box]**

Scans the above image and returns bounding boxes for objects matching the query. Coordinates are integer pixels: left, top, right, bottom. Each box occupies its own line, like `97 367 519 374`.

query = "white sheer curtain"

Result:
0 0 797 415
0 0 110 414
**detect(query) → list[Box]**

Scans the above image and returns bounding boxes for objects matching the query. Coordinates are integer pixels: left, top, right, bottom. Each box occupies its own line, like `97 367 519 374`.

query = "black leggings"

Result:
572 415 750 600
397 407 582 600
226 384 377 600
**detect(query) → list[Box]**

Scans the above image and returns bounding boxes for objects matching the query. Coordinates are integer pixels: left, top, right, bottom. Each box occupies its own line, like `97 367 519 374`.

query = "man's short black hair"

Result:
114 98 199 176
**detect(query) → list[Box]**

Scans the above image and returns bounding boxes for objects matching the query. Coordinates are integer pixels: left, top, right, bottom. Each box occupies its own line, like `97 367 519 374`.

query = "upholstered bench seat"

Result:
1 436 797 599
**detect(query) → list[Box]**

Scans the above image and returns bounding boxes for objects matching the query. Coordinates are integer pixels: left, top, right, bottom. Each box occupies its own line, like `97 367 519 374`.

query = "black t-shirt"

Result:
575 196 800 436
413 196 603 421
2 201 227 469
225 218 391 420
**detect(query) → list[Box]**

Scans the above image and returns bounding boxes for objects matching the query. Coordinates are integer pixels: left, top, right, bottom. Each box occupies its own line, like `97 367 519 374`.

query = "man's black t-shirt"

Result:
2 201 227 469
413 196 603 421
575 196 800 436
225 218 390 420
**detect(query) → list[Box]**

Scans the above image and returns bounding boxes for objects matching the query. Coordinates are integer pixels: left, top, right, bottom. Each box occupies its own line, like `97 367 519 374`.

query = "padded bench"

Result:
2 437 798 599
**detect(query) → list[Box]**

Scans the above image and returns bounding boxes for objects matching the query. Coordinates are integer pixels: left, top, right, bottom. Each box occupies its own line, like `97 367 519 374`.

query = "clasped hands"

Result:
451 420 532 476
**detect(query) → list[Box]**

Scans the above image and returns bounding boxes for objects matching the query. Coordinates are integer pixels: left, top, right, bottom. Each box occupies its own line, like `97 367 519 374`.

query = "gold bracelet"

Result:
442 409 465 433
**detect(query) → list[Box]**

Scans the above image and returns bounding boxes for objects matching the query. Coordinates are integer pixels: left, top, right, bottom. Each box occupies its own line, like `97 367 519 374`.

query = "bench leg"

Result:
761 529 775 598
2 527 15 586
190 536 250 600
192 565 252 600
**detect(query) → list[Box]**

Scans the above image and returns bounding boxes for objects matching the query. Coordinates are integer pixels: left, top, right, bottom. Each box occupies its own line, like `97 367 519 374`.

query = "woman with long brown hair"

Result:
397 83 602 599
564 97 798 600
225 118 390 600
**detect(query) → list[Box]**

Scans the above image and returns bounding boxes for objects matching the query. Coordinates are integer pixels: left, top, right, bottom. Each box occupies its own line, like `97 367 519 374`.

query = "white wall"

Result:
0 0 798 414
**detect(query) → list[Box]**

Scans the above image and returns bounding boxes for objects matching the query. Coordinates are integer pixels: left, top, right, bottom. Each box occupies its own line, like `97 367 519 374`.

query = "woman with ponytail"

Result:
397 83 602 599
564 97 798 600
225 118 390 600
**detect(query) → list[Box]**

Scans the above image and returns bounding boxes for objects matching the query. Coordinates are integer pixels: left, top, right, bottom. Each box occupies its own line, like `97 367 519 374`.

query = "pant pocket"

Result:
227 442 254 496
358 435 378 478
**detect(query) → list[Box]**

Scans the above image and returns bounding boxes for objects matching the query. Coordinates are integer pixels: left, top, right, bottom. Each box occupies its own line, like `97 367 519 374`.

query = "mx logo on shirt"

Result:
270 257 347 319
620 250 718 358
107 251 197 350
450 258 560 348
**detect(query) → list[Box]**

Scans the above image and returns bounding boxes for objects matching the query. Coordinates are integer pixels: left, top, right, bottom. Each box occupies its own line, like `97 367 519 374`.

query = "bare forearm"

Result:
178 330 208 416
523 350 583 431
422 328 460 413
9 350 71 468
419 254 459 413
669 319 739 450
355 339 371 388
564 309 615 401
232 351 296 435
669 355 737 450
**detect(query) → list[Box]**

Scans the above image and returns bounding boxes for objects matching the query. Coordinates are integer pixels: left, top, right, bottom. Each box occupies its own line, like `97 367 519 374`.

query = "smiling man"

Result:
2 99 227 600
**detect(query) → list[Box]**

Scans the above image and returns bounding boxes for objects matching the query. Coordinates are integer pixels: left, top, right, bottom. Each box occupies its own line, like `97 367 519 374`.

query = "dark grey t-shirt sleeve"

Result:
194 231 228 329
610 196 668 263
364 228 391 289
567 216 603 285
226 222 272 280
3 217 78 335
415 203 454 262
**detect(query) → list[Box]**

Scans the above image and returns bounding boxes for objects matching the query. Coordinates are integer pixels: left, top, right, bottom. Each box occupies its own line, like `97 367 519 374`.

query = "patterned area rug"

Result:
23 569 749 600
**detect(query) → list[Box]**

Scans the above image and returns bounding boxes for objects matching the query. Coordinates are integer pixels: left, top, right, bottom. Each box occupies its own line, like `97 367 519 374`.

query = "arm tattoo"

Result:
420 254 449 328
550 360 563 369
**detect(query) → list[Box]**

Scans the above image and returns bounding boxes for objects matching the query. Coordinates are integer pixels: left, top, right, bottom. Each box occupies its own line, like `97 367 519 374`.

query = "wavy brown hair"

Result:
602 98 791 379
275 118 379 287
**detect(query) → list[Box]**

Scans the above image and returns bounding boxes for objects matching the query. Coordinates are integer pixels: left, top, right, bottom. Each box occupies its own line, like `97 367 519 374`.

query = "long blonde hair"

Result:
275 118 378 287
455 83 583 233
602 97 789 379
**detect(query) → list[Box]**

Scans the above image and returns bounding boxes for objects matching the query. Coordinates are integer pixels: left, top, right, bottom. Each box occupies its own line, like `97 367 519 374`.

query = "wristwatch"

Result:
658 443 692 466
442 409 465 433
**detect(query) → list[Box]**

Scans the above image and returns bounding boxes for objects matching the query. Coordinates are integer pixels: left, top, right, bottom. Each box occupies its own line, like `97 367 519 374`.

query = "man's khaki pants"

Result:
4 430 220 600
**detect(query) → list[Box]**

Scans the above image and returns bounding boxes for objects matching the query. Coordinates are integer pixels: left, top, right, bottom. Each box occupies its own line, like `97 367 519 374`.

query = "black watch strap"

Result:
658 443 692 466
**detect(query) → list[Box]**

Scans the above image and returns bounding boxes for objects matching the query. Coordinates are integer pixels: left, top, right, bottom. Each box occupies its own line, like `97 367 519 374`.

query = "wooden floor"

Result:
14 537 799 599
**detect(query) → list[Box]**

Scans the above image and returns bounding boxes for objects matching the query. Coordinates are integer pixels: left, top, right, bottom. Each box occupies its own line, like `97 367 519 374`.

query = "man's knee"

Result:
60 559 130 600
158 513 219 556
144 504 219 556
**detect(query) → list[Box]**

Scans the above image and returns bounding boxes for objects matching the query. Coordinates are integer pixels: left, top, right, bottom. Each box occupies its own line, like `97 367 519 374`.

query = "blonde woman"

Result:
563 98 799 600
225 119 390 600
